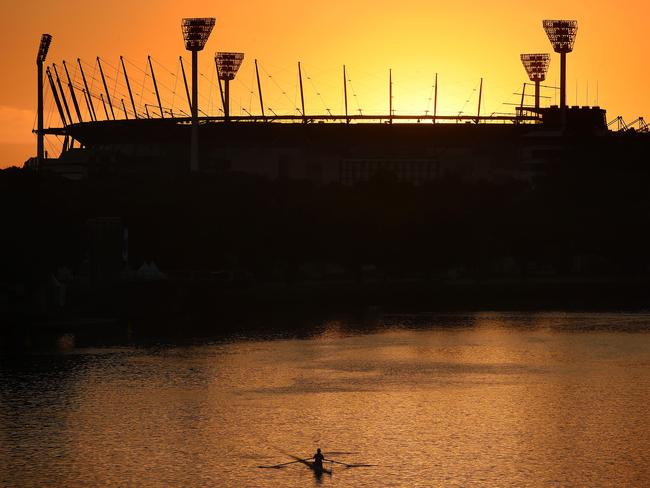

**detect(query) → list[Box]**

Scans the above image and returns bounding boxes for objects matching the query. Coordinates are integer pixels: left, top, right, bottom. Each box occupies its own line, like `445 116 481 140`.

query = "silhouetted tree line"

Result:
2 136 650 293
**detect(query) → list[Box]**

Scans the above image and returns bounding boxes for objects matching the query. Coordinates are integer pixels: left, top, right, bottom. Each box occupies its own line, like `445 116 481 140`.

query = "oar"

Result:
258 459 303 469
327 459 377 468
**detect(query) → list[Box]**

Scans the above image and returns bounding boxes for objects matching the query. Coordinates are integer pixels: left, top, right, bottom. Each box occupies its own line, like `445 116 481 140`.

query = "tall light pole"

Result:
215 52 244 121
181 17 215 172
542 20 578 112
520 53 550 111
36 34 52 166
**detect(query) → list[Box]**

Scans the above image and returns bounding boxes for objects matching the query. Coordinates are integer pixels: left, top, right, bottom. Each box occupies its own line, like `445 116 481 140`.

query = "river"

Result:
2 312 650 487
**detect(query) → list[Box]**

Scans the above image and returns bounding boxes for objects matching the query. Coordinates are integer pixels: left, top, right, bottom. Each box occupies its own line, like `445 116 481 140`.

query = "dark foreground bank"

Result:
3 148 650 342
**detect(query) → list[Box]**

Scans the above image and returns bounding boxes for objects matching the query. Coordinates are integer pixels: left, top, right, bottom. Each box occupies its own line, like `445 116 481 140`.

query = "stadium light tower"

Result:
520 53 550 110
542 20 578 111
36 34 52 166
181 17 215 172
215 52 244 121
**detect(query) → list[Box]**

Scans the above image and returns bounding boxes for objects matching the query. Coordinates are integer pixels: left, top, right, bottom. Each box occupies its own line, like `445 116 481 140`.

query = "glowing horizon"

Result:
1 0 649 167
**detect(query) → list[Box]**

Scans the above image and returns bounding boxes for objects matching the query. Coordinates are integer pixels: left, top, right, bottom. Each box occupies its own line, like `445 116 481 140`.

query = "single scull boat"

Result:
288 455 332 475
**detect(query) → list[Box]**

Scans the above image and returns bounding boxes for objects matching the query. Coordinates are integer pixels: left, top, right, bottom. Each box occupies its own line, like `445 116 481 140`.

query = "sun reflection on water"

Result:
2 312 650 487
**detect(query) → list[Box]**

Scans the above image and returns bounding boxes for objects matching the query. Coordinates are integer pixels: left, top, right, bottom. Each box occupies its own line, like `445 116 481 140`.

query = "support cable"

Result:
346 68 363 115
81 58 132 115
71 63 90 122
149 57 183 99
424 76 436 116
302 64 331 115
248 69 255 114
124 58 154 117
46 91 55 127
458 83 478 118
170 61 179 116
261 64 300 114
151 57 181 116
208 64 215 115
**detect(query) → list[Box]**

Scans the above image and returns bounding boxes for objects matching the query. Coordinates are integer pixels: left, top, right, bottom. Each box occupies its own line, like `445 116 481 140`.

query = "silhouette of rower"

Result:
312 448 326 470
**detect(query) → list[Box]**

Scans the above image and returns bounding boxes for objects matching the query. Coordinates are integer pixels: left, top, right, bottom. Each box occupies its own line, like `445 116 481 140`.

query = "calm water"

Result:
2 312 650 487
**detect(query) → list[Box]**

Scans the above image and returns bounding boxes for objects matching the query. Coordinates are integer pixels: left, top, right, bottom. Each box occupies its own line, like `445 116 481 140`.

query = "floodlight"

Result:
181 18 216 51
216 52 244 80
36 33 53 166
215 52 244 120
542 20 578 53
520 53 550 111
37 34 52 64
520 54 550 82
542 20 578 113
181 17 216 172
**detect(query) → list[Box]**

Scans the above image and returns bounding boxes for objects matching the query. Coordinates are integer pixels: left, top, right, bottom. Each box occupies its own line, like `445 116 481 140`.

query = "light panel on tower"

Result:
37 34 52 64
181 18 216 51
542 20 578 53
216 52 245 81
520 54 550 82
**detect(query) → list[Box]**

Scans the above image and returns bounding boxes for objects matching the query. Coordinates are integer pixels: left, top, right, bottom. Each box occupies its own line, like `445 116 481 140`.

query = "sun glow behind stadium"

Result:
1 1 650 167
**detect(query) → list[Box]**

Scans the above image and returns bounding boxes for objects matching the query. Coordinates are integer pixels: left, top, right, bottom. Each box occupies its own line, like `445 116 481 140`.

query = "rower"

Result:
312 448 326 470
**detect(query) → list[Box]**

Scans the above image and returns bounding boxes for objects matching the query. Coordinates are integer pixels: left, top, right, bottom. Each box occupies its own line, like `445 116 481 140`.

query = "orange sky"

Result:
1 0 649 168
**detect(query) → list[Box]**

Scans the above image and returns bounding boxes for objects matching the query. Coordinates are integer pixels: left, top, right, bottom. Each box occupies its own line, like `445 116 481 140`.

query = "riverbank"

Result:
5 275 650 329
